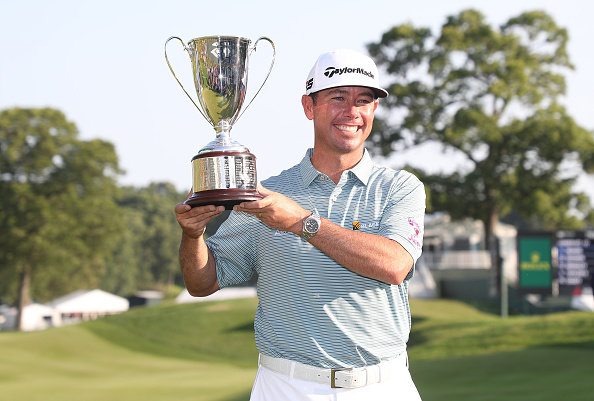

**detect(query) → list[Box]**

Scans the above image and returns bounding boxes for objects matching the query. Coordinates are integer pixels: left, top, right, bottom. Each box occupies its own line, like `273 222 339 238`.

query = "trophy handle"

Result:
164 36 211 123
236 37 276 122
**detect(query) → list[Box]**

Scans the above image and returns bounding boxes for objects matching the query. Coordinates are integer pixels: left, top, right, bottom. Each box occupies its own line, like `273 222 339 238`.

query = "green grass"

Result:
0 298 593 401
413 348 592 400
409 299 594 359
408 300 594 400
85 298 260 368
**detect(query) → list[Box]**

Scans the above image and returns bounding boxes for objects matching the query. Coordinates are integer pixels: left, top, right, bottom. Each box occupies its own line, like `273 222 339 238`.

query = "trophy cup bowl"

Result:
165 35 275 209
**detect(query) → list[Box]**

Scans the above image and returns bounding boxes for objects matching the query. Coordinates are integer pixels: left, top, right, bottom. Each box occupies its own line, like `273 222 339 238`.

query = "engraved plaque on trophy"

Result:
165 35 275 208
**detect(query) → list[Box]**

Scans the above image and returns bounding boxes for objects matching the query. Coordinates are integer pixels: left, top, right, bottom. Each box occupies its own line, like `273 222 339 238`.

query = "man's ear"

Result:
302 95 314 121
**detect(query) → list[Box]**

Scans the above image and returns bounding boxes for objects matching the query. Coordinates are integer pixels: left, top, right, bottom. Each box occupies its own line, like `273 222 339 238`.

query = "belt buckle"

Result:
331 368 353 389
330 369 341 389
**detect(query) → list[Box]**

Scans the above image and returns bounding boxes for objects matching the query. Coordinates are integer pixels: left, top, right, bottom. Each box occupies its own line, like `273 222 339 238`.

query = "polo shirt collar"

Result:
299 148 375 187
350 149 374 185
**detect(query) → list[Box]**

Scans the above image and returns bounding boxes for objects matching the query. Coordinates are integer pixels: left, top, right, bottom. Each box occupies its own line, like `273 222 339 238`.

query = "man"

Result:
175 49 425 400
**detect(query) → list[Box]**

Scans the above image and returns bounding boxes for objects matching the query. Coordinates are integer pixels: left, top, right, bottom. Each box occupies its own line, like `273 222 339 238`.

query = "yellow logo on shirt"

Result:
352 221 380 230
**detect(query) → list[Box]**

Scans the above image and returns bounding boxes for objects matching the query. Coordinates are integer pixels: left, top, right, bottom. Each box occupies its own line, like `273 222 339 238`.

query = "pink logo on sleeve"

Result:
407 217 422 249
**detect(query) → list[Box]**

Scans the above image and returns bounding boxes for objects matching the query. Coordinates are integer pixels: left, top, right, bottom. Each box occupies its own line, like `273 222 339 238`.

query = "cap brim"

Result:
372 87 389 99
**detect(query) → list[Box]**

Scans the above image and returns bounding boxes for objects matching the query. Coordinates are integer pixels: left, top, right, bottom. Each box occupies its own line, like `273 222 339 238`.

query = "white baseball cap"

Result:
305 49 388 98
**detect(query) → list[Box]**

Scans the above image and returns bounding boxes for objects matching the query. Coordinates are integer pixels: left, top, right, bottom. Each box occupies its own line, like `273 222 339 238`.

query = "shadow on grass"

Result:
411 345 594 401
408 315 429 348
227 321 255 333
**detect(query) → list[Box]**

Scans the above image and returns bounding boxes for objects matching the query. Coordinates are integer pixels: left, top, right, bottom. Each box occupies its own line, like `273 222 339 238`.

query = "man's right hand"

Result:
174 200 226 239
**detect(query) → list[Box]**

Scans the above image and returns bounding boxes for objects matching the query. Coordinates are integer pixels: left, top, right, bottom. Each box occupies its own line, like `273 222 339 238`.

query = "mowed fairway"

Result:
0 299 260 401
410 299 594 400
0 325 255 401
1 297 593 401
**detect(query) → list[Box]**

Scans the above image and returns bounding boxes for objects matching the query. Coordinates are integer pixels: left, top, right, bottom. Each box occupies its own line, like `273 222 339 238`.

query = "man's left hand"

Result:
233 183 310 235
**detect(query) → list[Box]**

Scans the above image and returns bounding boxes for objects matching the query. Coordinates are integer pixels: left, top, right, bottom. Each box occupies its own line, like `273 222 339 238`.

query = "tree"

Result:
367 9 594 246
116 183 184 291
0 108 123 329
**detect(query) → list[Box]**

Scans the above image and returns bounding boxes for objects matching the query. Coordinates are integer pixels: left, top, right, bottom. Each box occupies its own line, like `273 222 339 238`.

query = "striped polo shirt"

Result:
206 148 426 369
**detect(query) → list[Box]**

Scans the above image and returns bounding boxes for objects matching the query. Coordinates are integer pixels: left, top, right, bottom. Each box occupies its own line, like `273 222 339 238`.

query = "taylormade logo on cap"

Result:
305 49 388 98
323 66 375 79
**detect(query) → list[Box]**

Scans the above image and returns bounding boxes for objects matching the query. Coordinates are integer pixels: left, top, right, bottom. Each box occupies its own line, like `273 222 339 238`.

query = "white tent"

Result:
0 303 56 332
47 289 129 325
22 303 57 331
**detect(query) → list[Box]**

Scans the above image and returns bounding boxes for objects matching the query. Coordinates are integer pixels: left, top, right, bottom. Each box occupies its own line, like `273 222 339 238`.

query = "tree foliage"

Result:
116 183 183 290
0 108 124 315
367 9 594 241
0 108 186 323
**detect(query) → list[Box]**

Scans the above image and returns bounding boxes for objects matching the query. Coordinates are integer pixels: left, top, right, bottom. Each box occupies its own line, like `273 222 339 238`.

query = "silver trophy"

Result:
165 35 275 208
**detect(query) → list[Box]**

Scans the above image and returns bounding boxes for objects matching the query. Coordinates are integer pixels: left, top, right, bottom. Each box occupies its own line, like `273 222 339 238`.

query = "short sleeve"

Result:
206 211 257 288
377 171 426 264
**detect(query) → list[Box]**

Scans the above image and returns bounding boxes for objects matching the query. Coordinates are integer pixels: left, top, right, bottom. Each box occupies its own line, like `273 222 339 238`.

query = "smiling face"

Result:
302 86 379 160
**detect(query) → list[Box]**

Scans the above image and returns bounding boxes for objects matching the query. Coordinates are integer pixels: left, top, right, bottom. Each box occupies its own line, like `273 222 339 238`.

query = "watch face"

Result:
305 218 319 233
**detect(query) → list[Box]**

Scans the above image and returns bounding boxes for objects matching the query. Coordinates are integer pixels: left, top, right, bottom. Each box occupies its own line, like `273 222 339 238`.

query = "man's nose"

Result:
343 102 361 118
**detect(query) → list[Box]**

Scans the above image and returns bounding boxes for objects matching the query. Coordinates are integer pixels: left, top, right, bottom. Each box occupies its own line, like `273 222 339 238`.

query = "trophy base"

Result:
184 188 263 210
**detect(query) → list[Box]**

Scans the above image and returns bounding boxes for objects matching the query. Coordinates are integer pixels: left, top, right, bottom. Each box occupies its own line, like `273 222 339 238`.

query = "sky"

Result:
1 0 593 196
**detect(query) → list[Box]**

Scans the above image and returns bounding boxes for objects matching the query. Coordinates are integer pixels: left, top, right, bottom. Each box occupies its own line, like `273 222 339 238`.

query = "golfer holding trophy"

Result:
173 43 426 400
165 35 275 208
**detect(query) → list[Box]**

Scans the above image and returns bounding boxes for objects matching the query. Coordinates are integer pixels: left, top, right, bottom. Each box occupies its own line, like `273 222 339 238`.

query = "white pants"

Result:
250 361 422 401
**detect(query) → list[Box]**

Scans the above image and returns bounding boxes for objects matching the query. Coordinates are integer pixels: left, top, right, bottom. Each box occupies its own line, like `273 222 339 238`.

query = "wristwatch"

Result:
301 211 321 241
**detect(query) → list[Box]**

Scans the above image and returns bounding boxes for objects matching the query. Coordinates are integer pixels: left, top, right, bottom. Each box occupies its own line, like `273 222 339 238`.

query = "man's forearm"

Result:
179 233 220 296
309 218 414 285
